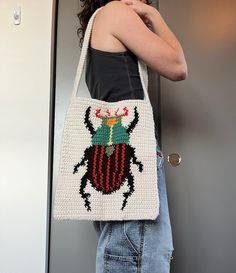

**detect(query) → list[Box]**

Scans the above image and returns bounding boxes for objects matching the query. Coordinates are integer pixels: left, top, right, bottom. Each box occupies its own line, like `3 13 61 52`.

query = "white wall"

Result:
0 1 53 273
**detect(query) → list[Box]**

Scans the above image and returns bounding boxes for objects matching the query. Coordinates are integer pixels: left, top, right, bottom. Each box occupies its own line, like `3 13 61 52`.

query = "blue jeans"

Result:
92 142 174 273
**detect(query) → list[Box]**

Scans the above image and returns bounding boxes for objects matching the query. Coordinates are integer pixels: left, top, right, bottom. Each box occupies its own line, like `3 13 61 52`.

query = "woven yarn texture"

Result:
53 6 159 221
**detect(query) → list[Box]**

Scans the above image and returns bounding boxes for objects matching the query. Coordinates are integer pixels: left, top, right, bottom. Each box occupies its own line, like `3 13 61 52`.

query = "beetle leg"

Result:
126 106 139 135
73 148 90 174
73 157 86 174
84 106 95 136
132 154 144 172
80 172 91 211
121 173 135 210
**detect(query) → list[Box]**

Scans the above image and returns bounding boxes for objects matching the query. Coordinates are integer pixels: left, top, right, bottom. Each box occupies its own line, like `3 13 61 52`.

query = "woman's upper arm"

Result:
105 2 185 81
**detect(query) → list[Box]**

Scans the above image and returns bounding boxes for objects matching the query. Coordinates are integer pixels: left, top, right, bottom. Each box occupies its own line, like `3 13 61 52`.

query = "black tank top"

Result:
85 46 144 102
85 46 159 140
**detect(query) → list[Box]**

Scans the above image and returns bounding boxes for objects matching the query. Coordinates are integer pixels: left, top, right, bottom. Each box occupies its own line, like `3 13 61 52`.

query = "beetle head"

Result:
95 107 129 127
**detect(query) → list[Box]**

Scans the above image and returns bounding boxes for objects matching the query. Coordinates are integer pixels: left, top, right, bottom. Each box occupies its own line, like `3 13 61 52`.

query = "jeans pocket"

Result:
104 220 144 272
104 221 140 258
123 220 145 255
104 254 138 273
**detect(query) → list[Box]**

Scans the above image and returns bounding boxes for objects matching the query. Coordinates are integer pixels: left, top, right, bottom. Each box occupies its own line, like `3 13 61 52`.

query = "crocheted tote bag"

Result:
53 7 159 221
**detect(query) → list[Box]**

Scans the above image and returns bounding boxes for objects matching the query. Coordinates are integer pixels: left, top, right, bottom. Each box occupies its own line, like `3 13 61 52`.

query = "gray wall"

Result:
159 1 236 273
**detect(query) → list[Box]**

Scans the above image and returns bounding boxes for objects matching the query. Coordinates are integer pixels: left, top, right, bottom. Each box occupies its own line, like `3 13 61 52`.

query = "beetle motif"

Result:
73 106 143 211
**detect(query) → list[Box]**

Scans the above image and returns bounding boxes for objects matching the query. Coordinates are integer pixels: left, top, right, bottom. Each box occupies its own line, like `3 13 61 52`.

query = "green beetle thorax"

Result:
92 115 129 145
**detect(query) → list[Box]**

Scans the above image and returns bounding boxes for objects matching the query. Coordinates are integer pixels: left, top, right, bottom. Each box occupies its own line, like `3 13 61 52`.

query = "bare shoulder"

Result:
98 0 137 20
91 1 139 51
102 0 131 10
97 0 147 40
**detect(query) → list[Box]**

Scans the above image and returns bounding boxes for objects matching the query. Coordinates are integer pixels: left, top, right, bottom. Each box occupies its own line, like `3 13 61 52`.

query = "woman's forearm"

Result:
146 6 187 66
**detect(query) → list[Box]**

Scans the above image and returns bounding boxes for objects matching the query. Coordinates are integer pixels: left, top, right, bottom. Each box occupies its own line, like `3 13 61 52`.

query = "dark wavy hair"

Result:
77 0 153 48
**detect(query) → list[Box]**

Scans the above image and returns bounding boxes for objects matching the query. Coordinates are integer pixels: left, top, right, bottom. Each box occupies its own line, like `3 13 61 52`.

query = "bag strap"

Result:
72 7 150 103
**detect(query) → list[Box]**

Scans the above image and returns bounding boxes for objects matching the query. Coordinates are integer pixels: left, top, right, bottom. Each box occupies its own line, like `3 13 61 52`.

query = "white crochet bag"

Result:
53 7 159 221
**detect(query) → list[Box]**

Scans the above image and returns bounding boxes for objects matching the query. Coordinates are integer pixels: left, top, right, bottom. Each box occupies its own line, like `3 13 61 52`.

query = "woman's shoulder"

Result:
98 1 134 18
103 0 129 9
95 1 142 33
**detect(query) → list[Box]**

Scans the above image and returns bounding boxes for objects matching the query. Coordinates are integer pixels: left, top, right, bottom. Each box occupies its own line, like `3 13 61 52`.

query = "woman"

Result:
77 0 187 272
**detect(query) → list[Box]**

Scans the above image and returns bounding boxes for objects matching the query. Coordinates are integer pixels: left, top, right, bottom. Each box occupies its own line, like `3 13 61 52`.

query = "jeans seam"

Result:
123 222 139 255
137 220 146 272
104 223 112 256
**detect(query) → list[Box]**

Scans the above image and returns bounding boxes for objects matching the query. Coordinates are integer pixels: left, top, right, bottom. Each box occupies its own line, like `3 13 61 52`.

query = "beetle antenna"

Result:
95 108 102 119
115 108 119 116
122 107 129 116
106 109 111 116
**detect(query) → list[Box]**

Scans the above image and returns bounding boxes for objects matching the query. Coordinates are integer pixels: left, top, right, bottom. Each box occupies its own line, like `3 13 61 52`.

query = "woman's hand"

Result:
119 0 155 27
